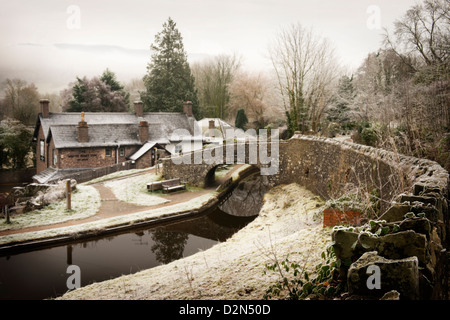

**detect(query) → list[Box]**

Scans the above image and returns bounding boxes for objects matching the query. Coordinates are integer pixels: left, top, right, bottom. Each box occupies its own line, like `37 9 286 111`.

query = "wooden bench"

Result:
162 178 186 193
147 180 165 192
147 178 186 193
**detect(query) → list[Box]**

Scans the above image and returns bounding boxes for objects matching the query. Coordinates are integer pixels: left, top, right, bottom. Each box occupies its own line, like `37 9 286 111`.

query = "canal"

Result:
0 208 256 300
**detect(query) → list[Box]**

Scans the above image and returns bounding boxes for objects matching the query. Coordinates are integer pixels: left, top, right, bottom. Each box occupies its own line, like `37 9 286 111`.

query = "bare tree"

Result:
192 53 241 119
125 78 145 100
1 78 40 125
42 92 64 113
268 23 340 134
306 51 341 132
349 0 450 171
228 70 282 129
380 0 449 162
383 0 450 68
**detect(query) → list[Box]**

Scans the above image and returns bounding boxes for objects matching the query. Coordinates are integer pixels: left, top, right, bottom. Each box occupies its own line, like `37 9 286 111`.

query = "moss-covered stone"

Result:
399 217 432 239
379 203 411 222
333 229 428 266
347 251 419 300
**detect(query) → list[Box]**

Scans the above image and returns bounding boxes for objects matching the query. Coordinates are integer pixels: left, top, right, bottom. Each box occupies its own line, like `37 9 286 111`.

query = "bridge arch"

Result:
204 165 219 188
204 164 262 188
160 142 270 188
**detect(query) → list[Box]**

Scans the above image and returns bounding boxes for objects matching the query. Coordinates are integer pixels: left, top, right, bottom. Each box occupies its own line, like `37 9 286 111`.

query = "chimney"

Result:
139 120 149 143
183 101 193 118
40 99 50 118
77 112 89 143
134 101 144 117
208 119 216 138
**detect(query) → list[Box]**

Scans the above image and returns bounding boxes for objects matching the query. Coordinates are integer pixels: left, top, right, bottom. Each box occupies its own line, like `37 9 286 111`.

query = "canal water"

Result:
0 208 256 300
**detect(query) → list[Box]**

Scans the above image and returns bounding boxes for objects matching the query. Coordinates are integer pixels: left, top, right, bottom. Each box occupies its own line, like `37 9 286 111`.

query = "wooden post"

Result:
67 245 73 265
154 147 158 174
66 180 72 211
5 205 10 224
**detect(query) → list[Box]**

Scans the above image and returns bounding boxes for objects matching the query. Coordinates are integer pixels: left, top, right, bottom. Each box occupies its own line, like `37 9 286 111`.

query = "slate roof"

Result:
34 112 199 149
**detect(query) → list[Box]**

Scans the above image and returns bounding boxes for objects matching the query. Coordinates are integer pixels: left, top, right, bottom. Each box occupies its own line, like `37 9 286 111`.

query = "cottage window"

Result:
175 144 182 154
105 148 112 157
119 147 125 157
40 140 45 161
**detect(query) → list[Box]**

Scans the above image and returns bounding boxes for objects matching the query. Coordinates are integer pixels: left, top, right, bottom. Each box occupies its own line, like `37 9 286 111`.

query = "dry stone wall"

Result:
274 135 448 207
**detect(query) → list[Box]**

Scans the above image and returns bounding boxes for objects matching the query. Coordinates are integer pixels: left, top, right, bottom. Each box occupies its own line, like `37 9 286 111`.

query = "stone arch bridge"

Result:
162 139 279 188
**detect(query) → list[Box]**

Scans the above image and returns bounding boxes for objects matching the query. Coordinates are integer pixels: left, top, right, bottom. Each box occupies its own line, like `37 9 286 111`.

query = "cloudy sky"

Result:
0 0 418 94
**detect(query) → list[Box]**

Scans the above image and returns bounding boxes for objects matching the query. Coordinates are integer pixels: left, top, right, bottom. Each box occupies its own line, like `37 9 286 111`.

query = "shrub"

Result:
361 126 378 146
263 245 345 300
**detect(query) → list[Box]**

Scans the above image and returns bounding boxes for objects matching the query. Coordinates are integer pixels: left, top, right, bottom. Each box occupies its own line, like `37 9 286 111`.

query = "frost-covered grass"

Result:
84 168 153 185
215 164 235 179
0 185 101 232
104 172 170 206
104 171 206 205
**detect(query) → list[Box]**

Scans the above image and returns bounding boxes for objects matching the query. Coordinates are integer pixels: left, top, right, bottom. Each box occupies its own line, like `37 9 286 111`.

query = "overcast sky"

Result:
0 0 418 94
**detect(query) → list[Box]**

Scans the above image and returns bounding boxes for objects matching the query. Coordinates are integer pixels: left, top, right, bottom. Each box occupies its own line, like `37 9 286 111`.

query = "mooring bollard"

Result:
66 180 72 211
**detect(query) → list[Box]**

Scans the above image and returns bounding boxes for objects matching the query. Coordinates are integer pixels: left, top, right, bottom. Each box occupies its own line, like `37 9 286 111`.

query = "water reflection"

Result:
0 207 256 300
150 229 188 264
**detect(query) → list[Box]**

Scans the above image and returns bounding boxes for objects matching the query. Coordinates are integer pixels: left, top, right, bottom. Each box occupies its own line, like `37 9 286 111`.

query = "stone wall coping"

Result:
293 134 449 196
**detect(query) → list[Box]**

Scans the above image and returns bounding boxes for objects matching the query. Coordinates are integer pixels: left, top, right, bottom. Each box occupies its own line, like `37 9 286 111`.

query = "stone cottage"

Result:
32 99 202 182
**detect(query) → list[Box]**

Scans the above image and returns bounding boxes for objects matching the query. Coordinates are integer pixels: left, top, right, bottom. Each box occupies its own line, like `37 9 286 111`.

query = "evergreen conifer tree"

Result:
100 68 125 92
68 77 87 112
235 108 249 130
327 75 355 129
141 17 199 117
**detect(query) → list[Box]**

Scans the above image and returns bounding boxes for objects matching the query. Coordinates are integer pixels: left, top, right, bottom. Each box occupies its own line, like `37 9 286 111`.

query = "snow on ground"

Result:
84 168 153 185
58 183 332 300
0 185 101 233
104 172 169 206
